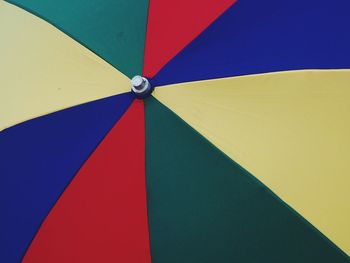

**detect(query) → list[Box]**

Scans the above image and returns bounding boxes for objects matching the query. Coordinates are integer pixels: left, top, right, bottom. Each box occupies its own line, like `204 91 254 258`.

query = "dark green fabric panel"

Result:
145 96 349 263
7 0 148 77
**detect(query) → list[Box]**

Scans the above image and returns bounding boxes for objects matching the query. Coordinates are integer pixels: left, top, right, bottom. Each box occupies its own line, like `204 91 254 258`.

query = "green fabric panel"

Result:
145 96 349 263
7 0 149 77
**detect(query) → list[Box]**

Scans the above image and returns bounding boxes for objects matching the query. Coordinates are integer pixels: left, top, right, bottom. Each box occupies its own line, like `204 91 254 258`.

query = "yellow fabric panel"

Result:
154 69 350 254
0 1 130 131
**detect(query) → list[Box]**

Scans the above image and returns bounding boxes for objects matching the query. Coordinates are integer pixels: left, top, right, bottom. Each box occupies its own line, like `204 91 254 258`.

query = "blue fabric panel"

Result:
0 93 133 263
152 0 350 86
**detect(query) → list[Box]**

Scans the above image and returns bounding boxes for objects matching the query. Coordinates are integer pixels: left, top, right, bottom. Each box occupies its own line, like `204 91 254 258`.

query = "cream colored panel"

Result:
0 1 130 131
154 70 350 254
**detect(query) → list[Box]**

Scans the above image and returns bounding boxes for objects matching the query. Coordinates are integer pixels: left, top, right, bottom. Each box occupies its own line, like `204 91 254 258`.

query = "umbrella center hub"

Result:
131 75 153 98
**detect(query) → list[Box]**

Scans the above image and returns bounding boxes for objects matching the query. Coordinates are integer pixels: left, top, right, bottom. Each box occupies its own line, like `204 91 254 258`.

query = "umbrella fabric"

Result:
0 0 349 263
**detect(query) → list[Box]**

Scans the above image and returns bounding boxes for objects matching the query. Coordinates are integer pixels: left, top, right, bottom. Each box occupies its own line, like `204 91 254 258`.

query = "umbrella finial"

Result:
131 75 152 98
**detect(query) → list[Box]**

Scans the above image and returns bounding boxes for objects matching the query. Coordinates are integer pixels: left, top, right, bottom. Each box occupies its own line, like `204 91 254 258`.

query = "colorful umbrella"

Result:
1 0 349 262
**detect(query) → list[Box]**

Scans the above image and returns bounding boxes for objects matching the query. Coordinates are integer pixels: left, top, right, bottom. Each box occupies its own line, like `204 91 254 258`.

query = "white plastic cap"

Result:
131 75 144 88
131 75 152 98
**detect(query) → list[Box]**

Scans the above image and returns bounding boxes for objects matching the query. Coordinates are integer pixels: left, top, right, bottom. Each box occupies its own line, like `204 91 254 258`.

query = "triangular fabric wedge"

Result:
153 69 350 255
0 94 133 263
145 96 349 263
151 0 350 86
0 1 130 131
143 0 236 77
23 100 150 263
7 0 149 77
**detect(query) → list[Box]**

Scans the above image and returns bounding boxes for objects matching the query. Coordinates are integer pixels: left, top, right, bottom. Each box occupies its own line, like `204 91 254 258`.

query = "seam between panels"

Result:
154 68 350 89
143 103 153 263
150 1 237 83
4 1 129 78
141 0 154 260
152 69 350 99
142 0 152 263
19 97 136 262
1 93 132 134
141 0 151 76
150 95 350 259
142 100 154 263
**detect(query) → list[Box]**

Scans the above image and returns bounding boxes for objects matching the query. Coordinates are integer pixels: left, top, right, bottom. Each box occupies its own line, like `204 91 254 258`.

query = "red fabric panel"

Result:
23 100 151 263
143 0 237 77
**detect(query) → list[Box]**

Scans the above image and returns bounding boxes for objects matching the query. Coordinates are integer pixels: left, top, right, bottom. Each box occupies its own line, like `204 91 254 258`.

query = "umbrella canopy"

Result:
1 0 350 262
